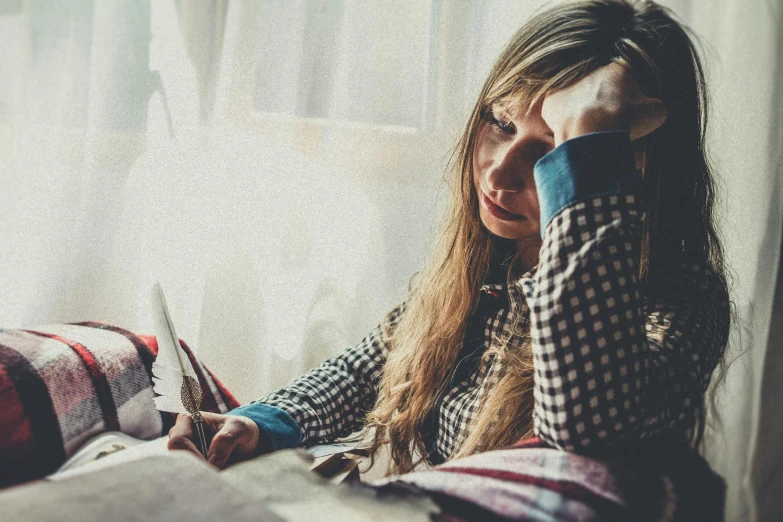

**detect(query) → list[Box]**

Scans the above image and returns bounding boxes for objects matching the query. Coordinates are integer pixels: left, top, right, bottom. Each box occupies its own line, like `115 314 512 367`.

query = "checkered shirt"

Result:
251 192 730 462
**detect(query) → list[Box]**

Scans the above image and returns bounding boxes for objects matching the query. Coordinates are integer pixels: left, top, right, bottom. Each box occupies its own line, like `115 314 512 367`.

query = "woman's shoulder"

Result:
645 259 729 302
642 258 732 350
372 300 408 341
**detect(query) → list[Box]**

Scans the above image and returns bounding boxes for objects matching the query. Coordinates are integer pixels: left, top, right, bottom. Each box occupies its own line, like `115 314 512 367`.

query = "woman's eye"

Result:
485 111 515 134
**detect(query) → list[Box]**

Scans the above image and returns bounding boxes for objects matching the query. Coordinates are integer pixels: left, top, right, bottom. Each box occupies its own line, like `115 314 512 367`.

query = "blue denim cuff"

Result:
227 403 302 455
533 130 640 238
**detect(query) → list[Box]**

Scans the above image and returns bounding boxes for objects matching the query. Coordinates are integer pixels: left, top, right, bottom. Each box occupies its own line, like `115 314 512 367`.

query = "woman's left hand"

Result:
541 62 668 146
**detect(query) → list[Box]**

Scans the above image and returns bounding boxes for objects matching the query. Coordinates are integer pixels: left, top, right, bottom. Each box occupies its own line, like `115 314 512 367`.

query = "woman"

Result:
169 0 731 482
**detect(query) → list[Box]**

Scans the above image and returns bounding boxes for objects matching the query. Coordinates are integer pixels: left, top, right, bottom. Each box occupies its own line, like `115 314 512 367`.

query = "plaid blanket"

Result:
0 321 725 521
0 322 239 488
381 437 725 522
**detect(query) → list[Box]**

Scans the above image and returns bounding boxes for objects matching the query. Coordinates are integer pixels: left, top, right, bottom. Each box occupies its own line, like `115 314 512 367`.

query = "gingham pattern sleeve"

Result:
518 132 730 454
249 302 406 446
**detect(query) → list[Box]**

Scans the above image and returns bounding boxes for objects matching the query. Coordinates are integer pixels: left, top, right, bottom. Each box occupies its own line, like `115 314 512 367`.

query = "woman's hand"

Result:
167 411 261 469
541 62 668 146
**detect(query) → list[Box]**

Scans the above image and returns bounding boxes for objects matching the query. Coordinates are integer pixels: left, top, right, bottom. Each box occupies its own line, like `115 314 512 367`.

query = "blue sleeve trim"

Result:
227 403 302 455
533 130 640 238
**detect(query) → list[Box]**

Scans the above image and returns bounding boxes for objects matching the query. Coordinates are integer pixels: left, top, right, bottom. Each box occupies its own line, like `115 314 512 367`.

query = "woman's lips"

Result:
481 191 525 221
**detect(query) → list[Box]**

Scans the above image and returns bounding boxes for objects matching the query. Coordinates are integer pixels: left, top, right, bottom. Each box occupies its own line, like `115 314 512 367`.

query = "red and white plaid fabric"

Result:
0 322 239 488
380 437 724 522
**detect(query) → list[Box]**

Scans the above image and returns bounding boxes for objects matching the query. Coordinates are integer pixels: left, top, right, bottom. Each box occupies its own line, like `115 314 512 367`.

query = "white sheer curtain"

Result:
0 1 780 520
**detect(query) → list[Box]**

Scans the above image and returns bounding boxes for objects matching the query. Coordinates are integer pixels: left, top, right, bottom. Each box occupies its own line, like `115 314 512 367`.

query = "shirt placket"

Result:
431 283 513 462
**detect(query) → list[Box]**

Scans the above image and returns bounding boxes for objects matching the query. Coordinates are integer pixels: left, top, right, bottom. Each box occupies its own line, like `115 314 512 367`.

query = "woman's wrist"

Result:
554 109 629 146
227 403 303 454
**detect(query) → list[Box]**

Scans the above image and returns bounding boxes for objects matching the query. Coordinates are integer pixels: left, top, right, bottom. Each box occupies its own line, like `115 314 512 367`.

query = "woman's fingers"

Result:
541 62 668 143
207 416 262 469
167 412 204 459
207 424 242 468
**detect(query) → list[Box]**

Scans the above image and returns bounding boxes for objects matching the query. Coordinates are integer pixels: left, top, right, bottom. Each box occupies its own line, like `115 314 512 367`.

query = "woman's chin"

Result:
480 213 538 242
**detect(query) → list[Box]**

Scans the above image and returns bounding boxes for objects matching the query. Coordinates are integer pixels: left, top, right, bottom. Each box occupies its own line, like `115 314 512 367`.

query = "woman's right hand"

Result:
167 411 261 469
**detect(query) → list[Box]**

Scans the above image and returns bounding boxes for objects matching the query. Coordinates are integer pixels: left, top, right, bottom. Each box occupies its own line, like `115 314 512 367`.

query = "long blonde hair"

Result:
366 0 730 474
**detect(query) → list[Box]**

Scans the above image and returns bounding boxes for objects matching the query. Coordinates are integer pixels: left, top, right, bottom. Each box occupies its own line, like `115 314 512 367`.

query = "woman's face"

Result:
473 98 553 262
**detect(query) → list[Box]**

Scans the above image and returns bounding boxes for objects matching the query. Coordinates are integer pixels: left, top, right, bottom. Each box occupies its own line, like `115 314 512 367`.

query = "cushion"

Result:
0 322 239 488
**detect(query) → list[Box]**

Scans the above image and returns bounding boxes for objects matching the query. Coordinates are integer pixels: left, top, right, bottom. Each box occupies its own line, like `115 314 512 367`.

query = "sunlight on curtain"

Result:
673 2 783 521
0 1 780 520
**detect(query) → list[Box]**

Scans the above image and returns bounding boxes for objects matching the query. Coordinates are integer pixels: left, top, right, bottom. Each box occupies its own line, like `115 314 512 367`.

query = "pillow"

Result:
0 322 239 488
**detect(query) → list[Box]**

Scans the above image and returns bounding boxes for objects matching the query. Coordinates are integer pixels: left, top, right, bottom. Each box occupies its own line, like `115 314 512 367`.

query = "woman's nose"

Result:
484 140 535 192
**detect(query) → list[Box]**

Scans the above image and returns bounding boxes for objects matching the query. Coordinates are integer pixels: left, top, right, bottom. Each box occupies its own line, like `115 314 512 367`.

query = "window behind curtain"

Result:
251 0 440 131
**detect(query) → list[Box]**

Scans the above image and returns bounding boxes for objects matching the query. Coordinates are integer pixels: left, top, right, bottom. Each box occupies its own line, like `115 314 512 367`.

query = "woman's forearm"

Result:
520 132 729 455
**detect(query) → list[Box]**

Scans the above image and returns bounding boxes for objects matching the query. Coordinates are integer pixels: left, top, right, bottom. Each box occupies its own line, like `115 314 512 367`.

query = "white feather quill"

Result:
150 282 208 456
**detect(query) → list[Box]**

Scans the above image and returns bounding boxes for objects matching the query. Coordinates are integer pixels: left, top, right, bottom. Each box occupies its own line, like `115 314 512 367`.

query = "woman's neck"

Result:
515 236 542 274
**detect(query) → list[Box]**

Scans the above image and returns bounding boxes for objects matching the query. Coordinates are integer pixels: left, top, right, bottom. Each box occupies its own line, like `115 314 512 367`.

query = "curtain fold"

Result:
0 1 779 520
